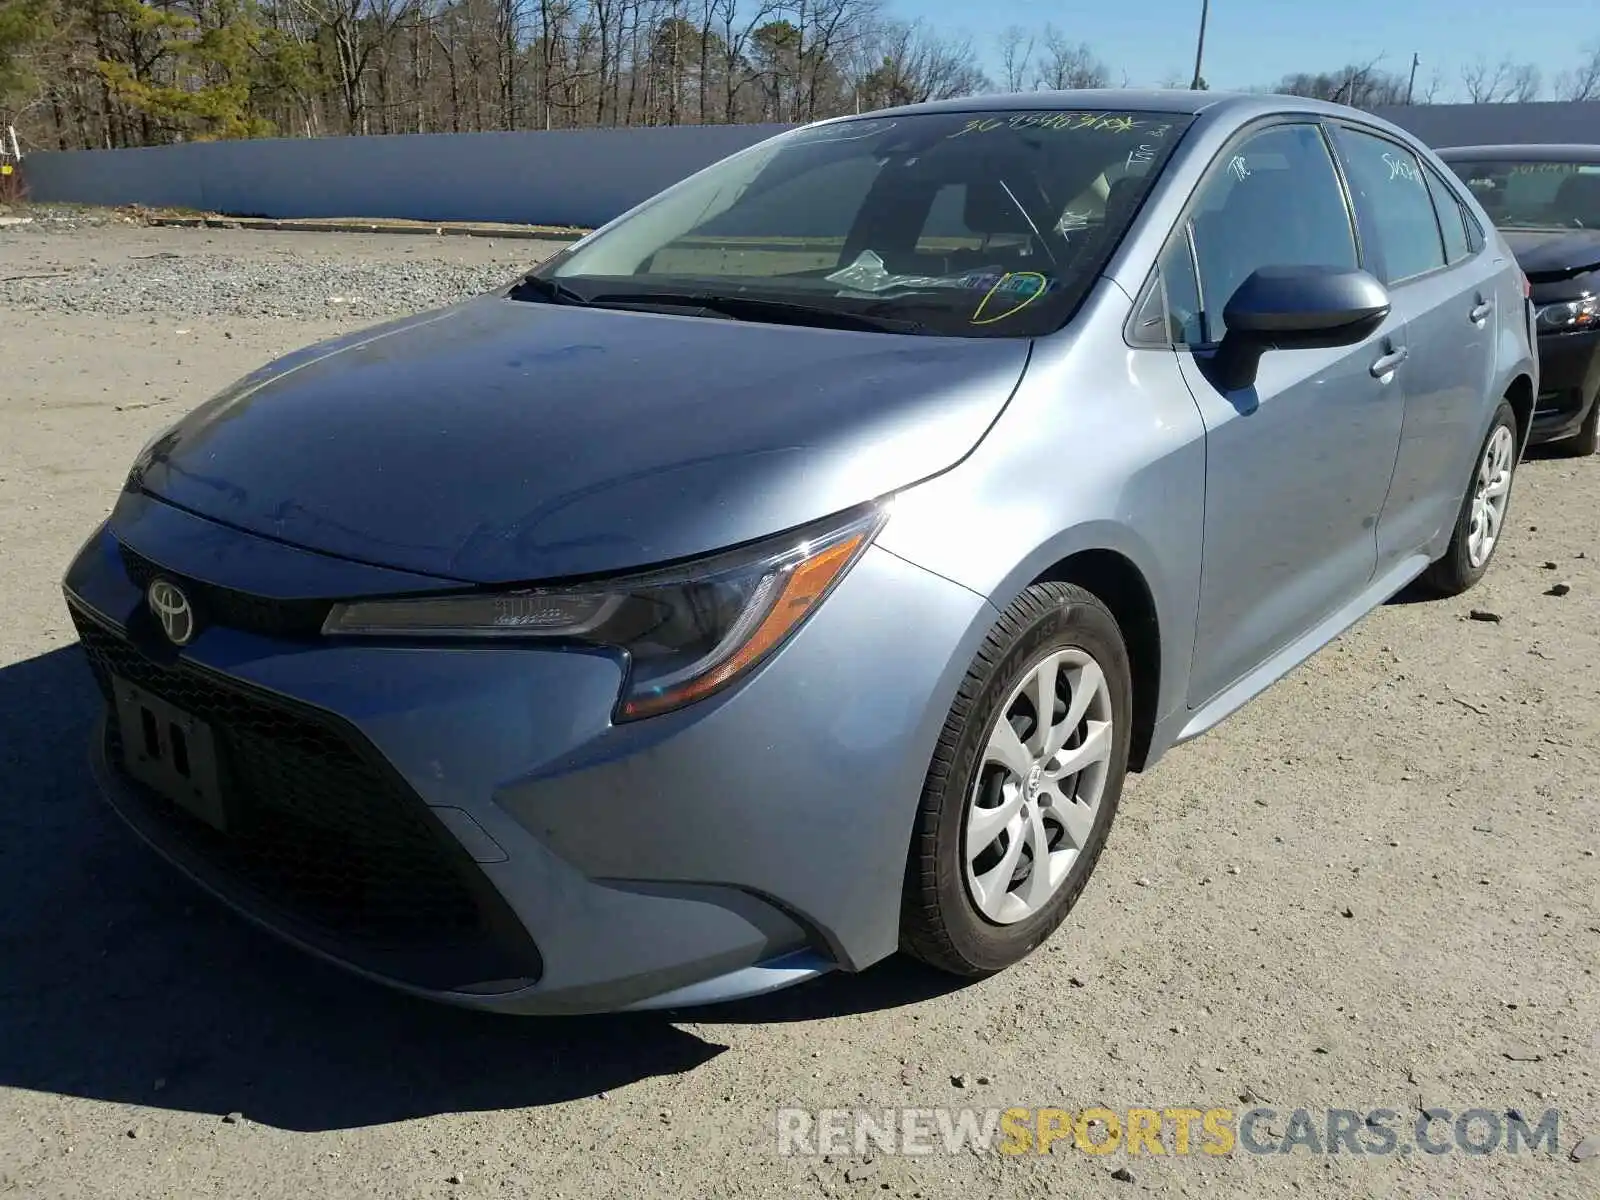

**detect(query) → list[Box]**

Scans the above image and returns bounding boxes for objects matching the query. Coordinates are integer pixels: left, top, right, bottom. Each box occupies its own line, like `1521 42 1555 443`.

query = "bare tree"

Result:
855 19 987 110
18 0 1148 149
1554 42 1600 102
996 25 1032 94
1274 56 1408 109
798 0 882 122
1462 55 1542 103
1035 24 1108 91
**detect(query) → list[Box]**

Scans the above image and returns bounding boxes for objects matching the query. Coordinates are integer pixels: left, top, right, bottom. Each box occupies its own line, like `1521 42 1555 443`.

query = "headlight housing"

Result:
1535 296 1599 332
323 504 888 721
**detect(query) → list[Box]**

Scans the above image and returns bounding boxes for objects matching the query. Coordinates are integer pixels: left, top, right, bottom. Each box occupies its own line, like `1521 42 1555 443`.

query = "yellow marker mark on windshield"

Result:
971 273 1049 325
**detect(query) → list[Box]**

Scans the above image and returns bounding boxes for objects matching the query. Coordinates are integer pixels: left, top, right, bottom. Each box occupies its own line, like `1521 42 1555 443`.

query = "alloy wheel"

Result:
1467 424 1515 569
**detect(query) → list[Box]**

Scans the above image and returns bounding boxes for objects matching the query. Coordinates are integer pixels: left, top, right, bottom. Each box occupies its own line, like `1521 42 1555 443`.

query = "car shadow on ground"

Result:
0 644 961 1132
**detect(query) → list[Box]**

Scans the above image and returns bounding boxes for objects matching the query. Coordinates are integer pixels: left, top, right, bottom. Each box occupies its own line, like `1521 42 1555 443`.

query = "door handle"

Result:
1470 301 1493 323
1370 346 1409 377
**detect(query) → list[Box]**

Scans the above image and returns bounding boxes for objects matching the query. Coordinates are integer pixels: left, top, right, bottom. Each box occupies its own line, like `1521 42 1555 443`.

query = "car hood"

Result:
1502 229 1600 282
132 294 1030 584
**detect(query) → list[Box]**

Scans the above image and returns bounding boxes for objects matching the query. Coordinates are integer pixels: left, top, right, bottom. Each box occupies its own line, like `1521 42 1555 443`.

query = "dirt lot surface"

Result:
1 223 1596 1199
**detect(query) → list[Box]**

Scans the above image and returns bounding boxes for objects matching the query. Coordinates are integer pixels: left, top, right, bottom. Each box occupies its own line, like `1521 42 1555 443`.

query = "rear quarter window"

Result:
1423 167 1473 264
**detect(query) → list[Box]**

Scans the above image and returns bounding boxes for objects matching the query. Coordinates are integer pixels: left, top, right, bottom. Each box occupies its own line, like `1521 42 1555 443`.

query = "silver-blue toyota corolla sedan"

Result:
64 91 1537 1014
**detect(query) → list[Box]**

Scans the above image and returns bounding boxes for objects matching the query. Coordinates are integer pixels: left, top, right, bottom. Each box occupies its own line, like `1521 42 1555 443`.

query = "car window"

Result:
1187 123 1358 344
1423 167 1473 264
1336 128 1447 284
1464 208 1486 252
537 109 1194 339
915 183 1033 257
1442 157 1600 231
653 156 881 277
1128 229 1203 347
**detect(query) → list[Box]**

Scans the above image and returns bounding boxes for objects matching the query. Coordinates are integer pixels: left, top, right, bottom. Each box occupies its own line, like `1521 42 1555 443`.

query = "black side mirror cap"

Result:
1209 265 1392 391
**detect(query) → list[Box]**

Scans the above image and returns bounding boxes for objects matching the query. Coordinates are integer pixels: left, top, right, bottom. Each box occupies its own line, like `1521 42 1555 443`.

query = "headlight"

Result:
323 504 888 720
1536 296 1599 332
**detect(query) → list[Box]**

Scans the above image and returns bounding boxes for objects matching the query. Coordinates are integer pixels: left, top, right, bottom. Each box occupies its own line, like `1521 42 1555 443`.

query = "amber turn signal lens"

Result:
620 532 866 720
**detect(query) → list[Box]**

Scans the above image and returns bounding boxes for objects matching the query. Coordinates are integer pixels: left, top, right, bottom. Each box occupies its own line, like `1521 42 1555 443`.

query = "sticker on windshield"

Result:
970 272 1050 325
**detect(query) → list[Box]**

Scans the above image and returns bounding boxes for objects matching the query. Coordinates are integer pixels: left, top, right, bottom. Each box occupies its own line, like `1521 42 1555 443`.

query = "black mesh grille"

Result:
70 604 541 992
118 542 331 639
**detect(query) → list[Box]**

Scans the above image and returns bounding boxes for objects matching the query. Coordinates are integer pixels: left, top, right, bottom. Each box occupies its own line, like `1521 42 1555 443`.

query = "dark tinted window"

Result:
540 109 1194 338
1424 167 1472 263
1188 123 1358 343
1442 157 1600 231
1336 128 1446 283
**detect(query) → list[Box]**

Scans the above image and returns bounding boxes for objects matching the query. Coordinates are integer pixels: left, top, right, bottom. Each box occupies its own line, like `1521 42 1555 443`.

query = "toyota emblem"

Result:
147 579 196 646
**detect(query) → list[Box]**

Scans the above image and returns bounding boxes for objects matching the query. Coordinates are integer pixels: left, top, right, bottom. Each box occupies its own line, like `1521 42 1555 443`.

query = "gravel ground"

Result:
0 223 1596 1200
0 221 538 320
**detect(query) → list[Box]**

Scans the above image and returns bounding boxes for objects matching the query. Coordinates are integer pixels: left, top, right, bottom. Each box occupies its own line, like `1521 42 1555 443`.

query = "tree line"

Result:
0 0 1595 152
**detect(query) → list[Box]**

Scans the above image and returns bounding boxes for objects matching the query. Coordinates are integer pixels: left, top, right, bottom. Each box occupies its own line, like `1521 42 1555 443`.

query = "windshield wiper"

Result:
583 290 926 334
509 274 592 306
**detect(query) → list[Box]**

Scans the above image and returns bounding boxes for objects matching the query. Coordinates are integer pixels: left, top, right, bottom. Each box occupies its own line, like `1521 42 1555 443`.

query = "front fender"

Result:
875 298 1209 750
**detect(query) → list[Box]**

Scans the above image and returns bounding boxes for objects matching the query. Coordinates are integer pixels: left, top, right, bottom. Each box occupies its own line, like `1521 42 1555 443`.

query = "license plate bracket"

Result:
111 675 228 832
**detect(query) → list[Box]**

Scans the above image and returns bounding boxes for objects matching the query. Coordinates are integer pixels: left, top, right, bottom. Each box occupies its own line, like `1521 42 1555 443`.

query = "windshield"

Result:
1446 158 1600 231
525 109 1193 338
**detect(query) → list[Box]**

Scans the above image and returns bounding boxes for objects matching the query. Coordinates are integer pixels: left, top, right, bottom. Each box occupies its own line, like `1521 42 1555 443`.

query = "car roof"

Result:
813 88 1389 125
1436 144 1600 161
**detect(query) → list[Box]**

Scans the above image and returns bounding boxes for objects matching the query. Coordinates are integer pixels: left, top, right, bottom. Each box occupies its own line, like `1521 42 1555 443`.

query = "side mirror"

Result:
1210 265 1391 391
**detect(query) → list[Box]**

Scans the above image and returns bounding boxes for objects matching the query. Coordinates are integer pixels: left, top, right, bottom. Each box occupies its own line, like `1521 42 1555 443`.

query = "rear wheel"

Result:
1419 400 1518 597
900 583 1132 977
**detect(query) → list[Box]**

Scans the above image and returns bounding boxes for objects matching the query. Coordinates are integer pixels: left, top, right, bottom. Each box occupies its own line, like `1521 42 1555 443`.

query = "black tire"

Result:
1419 400 1519 597
900 582 1133 977
1555 391 1599 457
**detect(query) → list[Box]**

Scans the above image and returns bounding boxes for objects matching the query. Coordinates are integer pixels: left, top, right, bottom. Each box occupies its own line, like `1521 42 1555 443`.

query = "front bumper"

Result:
63 496 992 1014
1530 326 1600 443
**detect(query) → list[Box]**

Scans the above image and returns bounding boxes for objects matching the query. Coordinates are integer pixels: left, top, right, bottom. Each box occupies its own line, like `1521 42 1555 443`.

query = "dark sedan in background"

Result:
1441 144 1600 455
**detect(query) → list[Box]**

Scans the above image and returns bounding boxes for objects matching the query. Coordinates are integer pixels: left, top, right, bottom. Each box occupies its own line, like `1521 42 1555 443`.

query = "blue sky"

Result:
904 0 1594 101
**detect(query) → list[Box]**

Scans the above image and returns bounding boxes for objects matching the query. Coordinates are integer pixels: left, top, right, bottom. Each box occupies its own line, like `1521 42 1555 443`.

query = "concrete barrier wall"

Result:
1370 101 1600 148
23 123 792 228
22 102 1599 228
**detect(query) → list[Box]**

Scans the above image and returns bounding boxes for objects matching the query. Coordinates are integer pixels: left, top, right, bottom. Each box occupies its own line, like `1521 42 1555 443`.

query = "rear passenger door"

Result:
1168 121 1409 710
1330 124 1503 566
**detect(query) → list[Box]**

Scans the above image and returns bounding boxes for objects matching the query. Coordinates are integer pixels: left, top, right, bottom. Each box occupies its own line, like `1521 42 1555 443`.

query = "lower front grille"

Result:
70 604 541 992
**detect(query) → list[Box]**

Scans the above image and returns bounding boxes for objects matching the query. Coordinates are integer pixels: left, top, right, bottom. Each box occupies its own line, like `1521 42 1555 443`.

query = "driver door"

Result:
1170 121 1409 709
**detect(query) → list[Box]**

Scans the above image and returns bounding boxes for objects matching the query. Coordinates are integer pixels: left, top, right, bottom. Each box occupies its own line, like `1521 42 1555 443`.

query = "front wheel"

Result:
900 583 1132 977
1419 400 1519 597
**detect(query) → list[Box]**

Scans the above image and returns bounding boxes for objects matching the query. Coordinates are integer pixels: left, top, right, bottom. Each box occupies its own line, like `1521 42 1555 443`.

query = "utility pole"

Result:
1406 53 1420 104
1191 0 1210 90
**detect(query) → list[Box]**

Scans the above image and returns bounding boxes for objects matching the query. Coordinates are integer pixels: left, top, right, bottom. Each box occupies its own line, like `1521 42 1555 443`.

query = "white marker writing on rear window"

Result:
1383 153 1421 183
